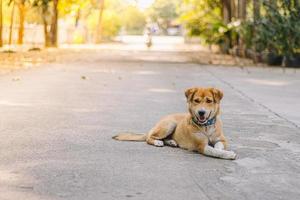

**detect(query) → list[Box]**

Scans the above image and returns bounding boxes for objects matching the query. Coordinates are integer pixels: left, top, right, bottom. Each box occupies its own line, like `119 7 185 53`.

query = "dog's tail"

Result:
112 133 147 142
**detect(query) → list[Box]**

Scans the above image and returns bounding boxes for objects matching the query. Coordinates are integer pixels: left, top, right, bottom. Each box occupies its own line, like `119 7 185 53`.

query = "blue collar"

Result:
191 116 216 128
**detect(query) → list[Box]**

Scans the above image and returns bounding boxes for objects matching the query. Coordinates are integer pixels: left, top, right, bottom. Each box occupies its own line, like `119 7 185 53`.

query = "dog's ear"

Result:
210 88 223 103
185 87 197 102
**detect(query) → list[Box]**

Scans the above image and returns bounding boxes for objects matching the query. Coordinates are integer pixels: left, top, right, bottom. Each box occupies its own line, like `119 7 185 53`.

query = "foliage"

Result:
147 0 179 34
58 0 88 16
101 9 121 39
85 0 123 40
238 20 255 49
30 0 53 24
179 0 300 57
122 5 146 35
254 0 300 56
179 0 224 45
1 0 299 53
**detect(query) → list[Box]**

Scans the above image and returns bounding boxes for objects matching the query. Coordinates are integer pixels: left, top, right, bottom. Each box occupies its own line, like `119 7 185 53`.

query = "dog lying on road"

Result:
113 87 237 160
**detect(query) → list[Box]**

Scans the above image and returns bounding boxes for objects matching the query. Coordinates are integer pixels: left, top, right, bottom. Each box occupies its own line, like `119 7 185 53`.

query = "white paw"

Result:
164 139 178 147
214 142 224 150
223 151 237 160
154 140 164 147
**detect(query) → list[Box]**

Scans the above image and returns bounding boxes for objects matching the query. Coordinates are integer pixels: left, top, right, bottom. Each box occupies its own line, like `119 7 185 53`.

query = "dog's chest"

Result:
194 126 217 142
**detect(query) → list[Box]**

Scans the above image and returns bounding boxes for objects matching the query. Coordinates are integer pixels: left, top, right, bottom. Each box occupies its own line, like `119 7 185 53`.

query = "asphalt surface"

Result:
0 47 300 200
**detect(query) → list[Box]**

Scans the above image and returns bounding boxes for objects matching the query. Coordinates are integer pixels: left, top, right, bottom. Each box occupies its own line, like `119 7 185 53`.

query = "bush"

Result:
102 10 121 39
254 0 300 57
179 0 225 45
122 6 146 35
87 9 121 40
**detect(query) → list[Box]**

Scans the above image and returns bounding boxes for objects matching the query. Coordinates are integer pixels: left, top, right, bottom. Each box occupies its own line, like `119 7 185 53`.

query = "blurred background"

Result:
0 0 299 67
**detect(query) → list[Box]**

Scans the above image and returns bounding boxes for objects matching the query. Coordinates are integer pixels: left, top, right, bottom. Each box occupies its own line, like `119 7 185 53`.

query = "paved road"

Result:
0 47 300 200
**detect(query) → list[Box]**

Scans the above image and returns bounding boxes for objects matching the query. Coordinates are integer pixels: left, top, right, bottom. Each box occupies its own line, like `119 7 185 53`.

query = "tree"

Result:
50 0 58 46
95 0 104 43
17 0 26 44
7 0 27 46
238 0 246 20
122 5 146 34
253 0 260 24
252 0 260 55
0 0 2 47
222 0 231 24
180 0 223 44
222 0 232 52
237 0 247 55
147 0 179 34
9 0 15 45
33 0 59 47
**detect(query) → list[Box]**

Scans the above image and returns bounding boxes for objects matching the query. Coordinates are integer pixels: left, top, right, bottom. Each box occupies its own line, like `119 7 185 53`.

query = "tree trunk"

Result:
221 0 232 53
253 0 260 24
17 1 25 45
43 21 51 47
230 0 238 47
42 6 51 47
238 0 246 20
230 0 237 19
0 0 3 47
252 0 261 62
222 0 231 24
253 0 260 52
238 0 247 56
96 0 104 43
75 8 80 27
48 0 58 47
9 1 15 46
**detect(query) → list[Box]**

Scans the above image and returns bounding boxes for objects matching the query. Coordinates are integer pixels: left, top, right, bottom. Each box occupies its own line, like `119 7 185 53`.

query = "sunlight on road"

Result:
148 88 176 93
132 70 159 75
246 79 290 86
61 36 208 52
0 100 32 107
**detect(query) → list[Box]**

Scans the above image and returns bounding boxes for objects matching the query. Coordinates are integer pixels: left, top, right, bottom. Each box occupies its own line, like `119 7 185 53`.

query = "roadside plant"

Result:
261 0 300 58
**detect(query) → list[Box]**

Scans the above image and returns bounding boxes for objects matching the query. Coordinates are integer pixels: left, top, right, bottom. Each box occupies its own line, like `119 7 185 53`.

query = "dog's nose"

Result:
198 110 206 116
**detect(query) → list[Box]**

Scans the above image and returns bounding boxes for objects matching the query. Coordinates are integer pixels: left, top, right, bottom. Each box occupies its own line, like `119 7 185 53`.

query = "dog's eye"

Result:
206 99 213 103
194 99 200 103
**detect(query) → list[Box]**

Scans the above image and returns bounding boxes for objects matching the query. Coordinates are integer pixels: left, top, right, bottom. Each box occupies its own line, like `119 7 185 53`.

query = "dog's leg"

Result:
214 141 224 150
204 146 236 159
214 135 228 150
146 122 177 147
146 137 164 147
199 144 237 160
146 127 164 147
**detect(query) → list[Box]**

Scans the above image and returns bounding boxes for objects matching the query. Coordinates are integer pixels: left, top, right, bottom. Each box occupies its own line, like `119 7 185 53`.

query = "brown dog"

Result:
113 87 237 160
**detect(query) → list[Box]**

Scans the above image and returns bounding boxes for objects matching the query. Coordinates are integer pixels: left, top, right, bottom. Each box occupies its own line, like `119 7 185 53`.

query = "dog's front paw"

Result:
154 140 164 147
223 151 237 160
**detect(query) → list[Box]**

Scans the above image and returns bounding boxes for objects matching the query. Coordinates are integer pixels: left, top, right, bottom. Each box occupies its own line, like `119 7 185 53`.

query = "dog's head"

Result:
185 87 223 124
